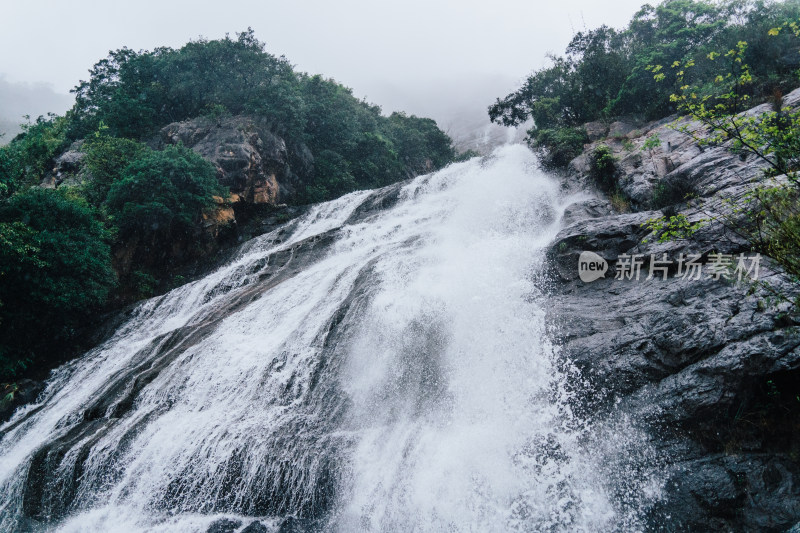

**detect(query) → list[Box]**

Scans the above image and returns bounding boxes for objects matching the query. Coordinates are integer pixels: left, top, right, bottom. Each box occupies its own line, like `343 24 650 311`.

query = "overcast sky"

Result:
1 0 647 136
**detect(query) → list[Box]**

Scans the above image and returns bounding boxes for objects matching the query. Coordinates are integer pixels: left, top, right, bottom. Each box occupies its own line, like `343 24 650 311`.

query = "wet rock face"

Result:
583 121 609 142
550 89 800 531
40 140 86 189
158 116 306 204
206 517 242 533
569 88 800 210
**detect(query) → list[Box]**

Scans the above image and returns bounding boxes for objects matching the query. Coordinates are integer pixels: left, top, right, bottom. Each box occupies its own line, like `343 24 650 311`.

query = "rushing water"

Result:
0 145 660 532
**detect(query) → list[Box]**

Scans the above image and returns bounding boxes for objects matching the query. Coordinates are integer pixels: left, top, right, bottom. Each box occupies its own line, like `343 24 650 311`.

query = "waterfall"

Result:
0 145 660 532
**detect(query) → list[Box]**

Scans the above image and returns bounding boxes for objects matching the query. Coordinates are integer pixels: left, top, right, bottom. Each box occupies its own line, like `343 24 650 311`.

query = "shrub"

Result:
651 176 697 209
589 145 618 191
609 191 631 213
530 127 589 170
81 134 148 205
0 114 68 198
307 149 357 200
642 213 706 243
751 185 800 280
642 133 662 153
0 188 115 381
105 144 224 240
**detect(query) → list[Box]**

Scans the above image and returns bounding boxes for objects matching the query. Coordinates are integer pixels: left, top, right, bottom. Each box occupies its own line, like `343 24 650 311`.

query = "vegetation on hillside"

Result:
0 30 456 384
492 0 800 307
490 0 800 169
650 23 800 295
0 189 115 379
64 29 454 202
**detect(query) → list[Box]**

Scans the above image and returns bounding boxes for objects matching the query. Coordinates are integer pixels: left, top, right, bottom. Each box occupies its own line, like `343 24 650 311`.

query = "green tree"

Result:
381 112 455 174
0 114 68 198
490 0 800 169
105 144 224 240
0 189 115 381
589 145 618 191
81 133 147 205
650 24 800 290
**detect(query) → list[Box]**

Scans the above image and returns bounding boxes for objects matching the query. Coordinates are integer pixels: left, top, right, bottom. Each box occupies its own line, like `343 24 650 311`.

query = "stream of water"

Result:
0 145 660 532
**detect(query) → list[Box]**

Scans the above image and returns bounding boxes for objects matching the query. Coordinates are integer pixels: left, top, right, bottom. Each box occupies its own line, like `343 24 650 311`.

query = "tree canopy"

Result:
490 0 800 168
66 29 455 201
0 189 115 379
0 30 457 383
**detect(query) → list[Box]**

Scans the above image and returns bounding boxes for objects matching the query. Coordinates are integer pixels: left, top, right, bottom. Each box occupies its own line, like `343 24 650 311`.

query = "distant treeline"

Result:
490 0 800 168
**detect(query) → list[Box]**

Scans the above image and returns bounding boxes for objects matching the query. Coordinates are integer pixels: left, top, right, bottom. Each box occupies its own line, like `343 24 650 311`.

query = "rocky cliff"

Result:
156 115 313 206
547 89 800 530
39 116 312 300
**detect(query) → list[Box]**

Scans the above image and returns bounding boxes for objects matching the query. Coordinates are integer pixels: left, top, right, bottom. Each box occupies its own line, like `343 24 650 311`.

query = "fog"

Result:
0 0 647 148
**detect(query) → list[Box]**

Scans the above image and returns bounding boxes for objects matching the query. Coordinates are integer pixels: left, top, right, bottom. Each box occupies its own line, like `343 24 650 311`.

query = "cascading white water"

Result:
0 145 660 532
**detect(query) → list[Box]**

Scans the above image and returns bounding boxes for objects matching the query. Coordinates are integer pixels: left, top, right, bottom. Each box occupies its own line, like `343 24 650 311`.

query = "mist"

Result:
1 0 647 149
0 77 72 144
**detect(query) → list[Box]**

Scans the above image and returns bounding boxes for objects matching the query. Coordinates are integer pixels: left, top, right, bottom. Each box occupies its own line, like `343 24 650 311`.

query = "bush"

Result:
67 33 454 207
105 144 224 240
490 0 800 158
302 150 356 201
651 176 697 209
531 127 589 170
589 145 618 191
381 112 455 174
752 185 800 281
0 114 68 198
0 188 115 381
81 134 147 205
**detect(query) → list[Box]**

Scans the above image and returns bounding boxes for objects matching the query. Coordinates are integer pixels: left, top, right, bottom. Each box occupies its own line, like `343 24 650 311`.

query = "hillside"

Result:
547 89 800 530
0 30 457 388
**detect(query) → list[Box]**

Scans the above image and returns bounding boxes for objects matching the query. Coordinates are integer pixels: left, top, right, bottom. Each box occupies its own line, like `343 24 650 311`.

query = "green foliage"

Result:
129 270 158 299
81 134 147 205
642 213 706 243
297 76 454 200
67 32 453 205
642 133 662 151
381 112 455 174
0 382 19 411
652 175 698 208
655 28 800 284
303 149 357 201
590 145 618 191
750 185 800 279
0 114 68 198
530 127 589 169
105 144 224 240
348 132 403 189
0 188 115 381
69 29 304 140
490 0 800 167
609 190 632 212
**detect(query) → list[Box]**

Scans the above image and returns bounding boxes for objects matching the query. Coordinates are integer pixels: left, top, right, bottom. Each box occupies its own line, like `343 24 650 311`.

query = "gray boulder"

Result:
550 89 800 530
158 115 306 204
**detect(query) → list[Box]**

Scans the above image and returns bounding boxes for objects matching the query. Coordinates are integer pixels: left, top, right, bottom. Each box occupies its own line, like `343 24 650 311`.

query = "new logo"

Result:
578 251 608 283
